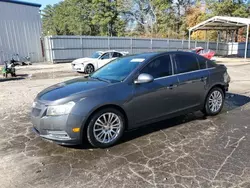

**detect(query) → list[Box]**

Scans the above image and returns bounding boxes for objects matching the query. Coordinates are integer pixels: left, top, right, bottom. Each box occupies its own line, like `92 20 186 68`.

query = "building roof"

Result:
189 16 250 31
0 0 41 8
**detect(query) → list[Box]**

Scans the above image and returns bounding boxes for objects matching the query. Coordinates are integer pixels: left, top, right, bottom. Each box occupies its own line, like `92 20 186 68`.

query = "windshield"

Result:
90 56 144 82
91 52 102 58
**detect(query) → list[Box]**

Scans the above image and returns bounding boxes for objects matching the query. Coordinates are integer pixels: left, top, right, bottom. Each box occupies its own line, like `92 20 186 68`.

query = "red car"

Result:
191 47 215 60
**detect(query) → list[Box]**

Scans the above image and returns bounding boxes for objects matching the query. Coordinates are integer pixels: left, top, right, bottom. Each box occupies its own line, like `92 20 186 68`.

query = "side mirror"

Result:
134 73 154 84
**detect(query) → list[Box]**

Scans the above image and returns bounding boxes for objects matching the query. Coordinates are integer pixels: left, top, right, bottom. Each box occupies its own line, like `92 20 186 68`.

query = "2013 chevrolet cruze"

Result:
31 51 230 148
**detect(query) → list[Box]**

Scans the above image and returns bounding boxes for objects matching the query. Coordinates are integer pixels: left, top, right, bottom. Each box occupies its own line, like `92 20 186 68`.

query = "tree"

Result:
91 0 125 36
185 3 208 40
150 0 173 37
207 0 249 17
117 0 156 35
41 0 250 40
61 0 93 35
42 0 102 36
42 4 59 35
51 0 97 35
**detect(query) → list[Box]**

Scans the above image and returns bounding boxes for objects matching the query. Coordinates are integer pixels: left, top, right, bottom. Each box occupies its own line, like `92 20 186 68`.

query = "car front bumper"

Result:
31 104 85 145
72 63 85 73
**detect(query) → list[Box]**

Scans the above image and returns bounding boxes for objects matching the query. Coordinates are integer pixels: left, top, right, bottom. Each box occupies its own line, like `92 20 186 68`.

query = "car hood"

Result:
72 58 97 65
37 77 109 102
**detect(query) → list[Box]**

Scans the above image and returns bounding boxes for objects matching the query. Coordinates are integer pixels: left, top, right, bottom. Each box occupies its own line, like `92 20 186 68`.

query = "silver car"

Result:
31 51 230 148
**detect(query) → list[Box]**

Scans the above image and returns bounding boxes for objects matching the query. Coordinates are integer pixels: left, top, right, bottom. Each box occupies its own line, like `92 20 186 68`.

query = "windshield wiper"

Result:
90 76 110 83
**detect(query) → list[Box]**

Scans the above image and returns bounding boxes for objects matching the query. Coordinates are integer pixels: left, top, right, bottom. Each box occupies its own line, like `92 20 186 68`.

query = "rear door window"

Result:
207 59 217 68
112 52 123 58
174 54 199 73
196 55 207 69
141 55 172 78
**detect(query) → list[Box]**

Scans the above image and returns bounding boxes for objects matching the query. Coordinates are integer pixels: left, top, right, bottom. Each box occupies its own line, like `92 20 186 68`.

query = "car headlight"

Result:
46 101 75 116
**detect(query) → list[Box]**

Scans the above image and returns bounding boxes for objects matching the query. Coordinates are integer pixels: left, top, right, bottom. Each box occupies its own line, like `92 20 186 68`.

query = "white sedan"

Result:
72 51 128 74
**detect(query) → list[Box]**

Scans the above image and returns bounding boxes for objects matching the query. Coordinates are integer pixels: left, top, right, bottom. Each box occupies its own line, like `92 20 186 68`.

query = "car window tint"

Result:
91 56 143 82
207 59 217 68
175 54 199 73
197 55 207 69
101 53 110 59
113 52 122 57
141 55 172 78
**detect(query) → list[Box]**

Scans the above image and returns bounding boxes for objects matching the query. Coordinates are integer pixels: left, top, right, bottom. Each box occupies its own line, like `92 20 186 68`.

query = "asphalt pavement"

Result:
1 59 250 188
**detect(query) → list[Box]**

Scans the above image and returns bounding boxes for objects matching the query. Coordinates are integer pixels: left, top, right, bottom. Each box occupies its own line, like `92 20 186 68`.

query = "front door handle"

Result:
167 84 178 89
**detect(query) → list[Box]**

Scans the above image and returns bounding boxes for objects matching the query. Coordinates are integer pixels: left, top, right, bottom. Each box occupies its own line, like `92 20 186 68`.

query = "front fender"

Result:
70 83 133 130
71 95 126 130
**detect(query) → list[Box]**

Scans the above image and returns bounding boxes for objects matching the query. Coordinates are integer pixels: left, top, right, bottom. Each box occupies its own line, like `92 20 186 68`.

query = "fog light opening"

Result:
46 130 70 139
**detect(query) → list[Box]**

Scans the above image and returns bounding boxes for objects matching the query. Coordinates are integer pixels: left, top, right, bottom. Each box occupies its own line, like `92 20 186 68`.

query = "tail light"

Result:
224 72 230 83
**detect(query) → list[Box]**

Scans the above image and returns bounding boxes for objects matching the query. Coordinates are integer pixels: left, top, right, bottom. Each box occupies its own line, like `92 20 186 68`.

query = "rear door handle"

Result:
200 77 207 82
167 84 178 89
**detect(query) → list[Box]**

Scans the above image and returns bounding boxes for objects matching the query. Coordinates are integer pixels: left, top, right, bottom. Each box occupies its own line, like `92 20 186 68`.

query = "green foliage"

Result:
42 0 250 39
150 0 173 35
91 0 120 36
207 0 249 17
42 4 58 35
42 0 125 36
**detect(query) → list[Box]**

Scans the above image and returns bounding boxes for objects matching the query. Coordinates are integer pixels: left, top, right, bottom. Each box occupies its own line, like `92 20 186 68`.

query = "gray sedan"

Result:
31 51 230 148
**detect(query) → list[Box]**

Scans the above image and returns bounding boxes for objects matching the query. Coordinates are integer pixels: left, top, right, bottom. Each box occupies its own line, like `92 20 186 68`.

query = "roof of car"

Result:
95 51 196 60
124 52 159 59
99 50 125 53
126 51 196 58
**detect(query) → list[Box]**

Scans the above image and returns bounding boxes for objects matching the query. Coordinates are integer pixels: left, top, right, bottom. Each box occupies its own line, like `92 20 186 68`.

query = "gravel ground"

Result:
1 59 250 188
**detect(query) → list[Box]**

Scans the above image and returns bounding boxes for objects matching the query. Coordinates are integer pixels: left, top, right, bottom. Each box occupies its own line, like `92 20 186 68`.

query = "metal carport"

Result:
188 16 250 59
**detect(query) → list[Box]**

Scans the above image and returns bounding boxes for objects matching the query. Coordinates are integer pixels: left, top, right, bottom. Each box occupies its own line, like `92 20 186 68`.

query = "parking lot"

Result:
1 58 250 188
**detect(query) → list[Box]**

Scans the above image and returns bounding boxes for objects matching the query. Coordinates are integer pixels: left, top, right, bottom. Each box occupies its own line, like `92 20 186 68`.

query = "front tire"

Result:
85 64 95 74
86 108 125 148
203 87 224 116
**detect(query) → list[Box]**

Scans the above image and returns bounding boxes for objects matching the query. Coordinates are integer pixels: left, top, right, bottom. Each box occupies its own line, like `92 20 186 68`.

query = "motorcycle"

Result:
10 54 32 66
2 61 16 78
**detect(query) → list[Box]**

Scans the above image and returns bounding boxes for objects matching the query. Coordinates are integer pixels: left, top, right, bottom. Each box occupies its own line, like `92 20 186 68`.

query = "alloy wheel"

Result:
93 113 122 144
208 90 223 113
85 64 94 74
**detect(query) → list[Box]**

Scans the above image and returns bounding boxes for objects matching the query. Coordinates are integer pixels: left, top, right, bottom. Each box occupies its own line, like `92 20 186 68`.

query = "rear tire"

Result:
86 108 125 148
202 87 224 116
